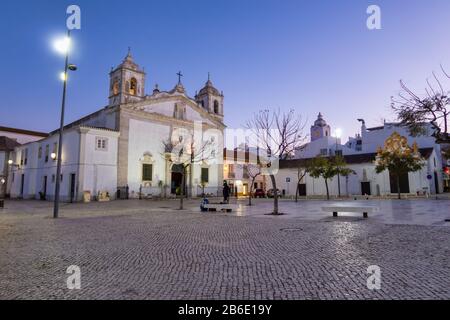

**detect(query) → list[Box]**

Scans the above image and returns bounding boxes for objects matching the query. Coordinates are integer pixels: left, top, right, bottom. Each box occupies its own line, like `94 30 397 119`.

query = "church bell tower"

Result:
109 49 146 106
195 73 224 120
310 112 331 142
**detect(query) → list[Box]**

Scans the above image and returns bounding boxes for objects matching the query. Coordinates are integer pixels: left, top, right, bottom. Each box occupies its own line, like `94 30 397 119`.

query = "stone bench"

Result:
203 203 237 212
322 204 380 218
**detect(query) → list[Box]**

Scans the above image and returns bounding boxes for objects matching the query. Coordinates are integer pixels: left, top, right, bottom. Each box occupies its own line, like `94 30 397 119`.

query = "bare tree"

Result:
162 134 215 210
392 66 450 143
295 162 308 202
246 109 306 215
237 163 262 206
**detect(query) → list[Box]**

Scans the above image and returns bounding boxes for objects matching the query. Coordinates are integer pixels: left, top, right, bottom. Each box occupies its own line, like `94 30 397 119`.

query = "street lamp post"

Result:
335 129 342 198
53 30 77 219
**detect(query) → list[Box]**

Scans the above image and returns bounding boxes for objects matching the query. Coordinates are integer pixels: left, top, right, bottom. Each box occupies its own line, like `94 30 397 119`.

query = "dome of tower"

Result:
117 48 141 71
198 74 221 96
314 113 328 127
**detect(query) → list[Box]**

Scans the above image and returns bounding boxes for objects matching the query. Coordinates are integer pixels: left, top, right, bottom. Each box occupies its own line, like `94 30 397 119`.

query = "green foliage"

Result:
375 151 423 175
307 156 354 180
307 155 355 200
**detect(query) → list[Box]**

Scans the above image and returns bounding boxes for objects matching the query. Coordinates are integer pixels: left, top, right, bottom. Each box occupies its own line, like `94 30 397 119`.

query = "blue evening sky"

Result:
1 0 450 140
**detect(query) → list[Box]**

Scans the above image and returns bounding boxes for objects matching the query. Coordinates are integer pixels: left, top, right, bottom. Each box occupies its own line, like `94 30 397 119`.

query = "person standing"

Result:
223 181 230 204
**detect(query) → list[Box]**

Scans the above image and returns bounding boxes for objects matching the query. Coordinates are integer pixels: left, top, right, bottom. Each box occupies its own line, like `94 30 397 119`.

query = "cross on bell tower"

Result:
176 71 183 84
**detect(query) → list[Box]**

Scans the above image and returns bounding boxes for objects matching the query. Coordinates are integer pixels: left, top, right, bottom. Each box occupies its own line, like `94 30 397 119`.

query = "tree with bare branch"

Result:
162 133 215 210
392 66 450 143
246 109 306 215
239 163 262 206
295 162 308 202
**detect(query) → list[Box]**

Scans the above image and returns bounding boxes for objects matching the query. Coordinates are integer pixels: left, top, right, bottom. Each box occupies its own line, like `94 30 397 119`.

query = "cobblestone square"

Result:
0 199 449 300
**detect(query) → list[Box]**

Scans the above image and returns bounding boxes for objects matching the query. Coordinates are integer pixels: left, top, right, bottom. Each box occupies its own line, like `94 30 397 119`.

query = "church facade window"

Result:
174 104 179 118
112 79 119 95
45 145 49 163
141 153 154 182
174 104 186 120
214 100 219 114
95 137 108 151
129 78 137 95
201 167 209 183
142 164 153 181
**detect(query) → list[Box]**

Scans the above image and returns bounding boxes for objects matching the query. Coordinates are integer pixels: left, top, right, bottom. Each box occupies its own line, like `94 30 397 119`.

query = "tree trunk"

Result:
270 174 279 215
295 182 299 202
248 177 255 206
396 174 401 200
324 179 330 200
179 168 185 210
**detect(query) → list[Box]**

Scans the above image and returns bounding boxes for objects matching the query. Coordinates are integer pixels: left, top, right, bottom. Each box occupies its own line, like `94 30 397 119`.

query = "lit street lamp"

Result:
53 30 77 219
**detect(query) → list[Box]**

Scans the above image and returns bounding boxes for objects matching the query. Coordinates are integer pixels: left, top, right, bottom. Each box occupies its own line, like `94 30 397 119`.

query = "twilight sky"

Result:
1 0 450 140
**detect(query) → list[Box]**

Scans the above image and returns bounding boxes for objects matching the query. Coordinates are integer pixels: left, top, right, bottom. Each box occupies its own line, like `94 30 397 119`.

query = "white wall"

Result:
80 128 119 200
276 157 439 198
127 119 171 195
8 127 119 202
361 123 437 154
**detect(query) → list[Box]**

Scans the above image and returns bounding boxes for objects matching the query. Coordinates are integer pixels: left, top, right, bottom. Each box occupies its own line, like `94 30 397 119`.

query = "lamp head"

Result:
53 36 71 55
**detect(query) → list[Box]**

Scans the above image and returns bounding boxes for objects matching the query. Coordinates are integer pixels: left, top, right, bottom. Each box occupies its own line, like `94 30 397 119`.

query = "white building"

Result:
0 127 48 198
223 147 267 196
6 51 225 201
278 113 444 198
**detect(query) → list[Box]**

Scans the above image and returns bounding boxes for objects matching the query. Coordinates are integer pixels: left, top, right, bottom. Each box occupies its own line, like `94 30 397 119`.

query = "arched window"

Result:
141 152 154 183
174 104 179 119
174 104 186 120
129 78 137 95
112 79 119 95
214 100 219 114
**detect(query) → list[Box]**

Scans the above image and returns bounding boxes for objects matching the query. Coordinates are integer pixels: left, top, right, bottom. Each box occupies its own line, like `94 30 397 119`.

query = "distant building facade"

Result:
279 113 445 198
0 127 48 198
223 147 267 196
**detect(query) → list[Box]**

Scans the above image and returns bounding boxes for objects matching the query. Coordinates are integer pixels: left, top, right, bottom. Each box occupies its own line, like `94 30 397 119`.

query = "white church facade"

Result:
277 113 445 198
7 52 225 201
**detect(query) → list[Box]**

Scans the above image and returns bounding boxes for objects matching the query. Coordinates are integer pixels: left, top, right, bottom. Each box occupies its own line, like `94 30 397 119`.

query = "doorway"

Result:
20 174 25 198
70 173 76 202
171 164 184 195
42 176 47 200
389 172 410 194
361 181 371 195
298 183 307 196
434 171 439 194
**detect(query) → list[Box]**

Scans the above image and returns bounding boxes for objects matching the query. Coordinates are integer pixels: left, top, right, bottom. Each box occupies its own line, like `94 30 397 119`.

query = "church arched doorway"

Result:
171 164 185 195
